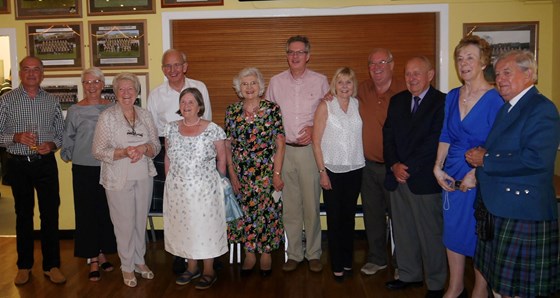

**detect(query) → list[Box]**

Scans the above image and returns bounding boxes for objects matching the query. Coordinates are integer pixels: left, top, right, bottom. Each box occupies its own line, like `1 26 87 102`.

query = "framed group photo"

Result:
161 0 223 8
41 76 82 112
16 0 81 19
26 22 84 71
87 0 155 16
0 0 10 14
463 21 539 82
89 20 148 69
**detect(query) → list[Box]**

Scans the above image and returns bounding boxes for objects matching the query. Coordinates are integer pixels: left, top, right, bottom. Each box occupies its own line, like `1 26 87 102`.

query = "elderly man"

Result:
147 48 212 276
266 35 329 273
358 48 406 276
0 56 65 285
466 50 560 298
383 56 447 297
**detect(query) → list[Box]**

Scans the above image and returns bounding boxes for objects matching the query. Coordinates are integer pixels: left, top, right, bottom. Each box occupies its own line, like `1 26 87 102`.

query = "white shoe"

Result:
360 263 387 275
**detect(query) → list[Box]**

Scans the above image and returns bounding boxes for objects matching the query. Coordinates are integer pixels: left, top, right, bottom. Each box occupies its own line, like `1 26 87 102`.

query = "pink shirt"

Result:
266 69 329 143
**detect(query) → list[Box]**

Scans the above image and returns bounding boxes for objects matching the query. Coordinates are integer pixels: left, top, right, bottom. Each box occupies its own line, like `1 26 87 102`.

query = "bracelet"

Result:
318 168 326 173
274 171 281 176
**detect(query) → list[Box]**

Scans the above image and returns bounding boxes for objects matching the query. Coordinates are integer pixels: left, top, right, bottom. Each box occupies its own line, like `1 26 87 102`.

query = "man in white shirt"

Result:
147 49 212 275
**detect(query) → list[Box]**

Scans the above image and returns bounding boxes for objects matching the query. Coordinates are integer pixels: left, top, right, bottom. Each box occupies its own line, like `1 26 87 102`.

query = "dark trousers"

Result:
72 164 117 258
323 168 362 273
8 153 61 271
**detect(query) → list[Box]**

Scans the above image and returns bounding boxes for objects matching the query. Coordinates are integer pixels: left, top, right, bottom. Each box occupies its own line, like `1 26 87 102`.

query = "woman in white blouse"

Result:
312 67 365 282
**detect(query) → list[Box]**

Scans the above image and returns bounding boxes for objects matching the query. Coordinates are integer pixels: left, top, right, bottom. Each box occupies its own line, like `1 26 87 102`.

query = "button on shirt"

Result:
266 69 329 143
0 86 64 155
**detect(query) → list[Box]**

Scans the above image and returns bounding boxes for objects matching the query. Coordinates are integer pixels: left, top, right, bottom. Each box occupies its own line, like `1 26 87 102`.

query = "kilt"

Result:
474 214 560 297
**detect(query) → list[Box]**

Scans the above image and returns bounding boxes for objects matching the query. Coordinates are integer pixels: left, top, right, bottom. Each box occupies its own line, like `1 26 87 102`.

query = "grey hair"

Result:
232 67 265 98
494 50 538 83
112 73 140 96
161 48 187 65
81 67 105 82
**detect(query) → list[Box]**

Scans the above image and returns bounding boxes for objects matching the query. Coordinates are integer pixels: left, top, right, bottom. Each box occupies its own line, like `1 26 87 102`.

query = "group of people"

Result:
0 31 558 298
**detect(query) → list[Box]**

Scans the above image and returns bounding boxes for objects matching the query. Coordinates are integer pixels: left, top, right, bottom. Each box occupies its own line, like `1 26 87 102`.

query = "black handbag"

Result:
474 197 494 241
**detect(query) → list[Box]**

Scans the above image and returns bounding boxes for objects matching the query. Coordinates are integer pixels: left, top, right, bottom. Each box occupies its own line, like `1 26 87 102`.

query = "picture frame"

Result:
161 0 223 8
0 0 10 14
26 22 84 71
463 21 538 83
15 0 81 20
41 76 82 111
89 20 148 69
87 0 155 16
103 73 149 107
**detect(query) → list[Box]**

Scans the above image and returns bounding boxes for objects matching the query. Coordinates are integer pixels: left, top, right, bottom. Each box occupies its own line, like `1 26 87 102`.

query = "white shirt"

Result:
147 77 212 136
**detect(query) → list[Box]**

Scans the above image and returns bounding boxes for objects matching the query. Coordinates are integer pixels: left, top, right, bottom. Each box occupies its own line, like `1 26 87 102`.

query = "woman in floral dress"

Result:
225 67 285 277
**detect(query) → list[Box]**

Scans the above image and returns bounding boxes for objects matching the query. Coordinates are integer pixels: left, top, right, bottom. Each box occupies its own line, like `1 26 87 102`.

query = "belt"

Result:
286 143 308 148
9 153 46 162
366 159 385 165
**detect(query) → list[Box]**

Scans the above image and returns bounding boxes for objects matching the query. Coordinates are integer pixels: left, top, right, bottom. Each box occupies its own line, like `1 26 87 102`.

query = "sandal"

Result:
89 261 101 282
122 271 137 288
100 262 114 272
176 269 201 285
195 274 217 290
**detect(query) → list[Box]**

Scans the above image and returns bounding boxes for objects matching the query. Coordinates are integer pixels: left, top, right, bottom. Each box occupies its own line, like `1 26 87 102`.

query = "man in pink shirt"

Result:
266 35 329 273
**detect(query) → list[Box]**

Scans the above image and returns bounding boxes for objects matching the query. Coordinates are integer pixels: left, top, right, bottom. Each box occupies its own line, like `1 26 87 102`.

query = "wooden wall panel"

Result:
171 13 436 127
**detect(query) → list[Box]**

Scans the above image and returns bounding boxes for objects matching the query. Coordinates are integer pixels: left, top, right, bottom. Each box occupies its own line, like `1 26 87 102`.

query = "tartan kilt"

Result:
474 214 560 297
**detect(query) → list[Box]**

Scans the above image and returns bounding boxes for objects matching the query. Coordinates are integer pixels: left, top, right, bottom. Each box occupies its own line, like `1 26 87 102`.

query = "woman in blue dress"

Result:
433 35 503 298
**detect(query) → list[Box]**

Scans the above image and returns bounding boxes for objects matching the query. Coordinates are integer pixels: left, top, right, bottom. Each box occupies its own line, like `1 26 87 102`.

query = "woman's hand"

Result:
434 165 455 192
319 172 332 190
229 173 242 195
272 173 284 191
126 145 144 163
459 170 477 192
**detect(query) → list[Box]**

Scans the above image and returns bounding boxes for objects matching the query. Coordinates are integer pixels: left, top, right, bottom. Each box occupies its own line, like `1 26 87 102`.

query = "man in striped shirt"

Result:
0 56 65 286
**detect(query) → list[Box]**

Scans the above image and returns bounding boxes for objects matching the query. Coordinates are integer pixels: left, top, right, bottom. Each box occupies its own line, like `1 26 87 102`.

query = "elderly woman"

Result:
92 73 161 288
312 67 365 282
61 67 116 282
433 35 503 298
164 88 227 290
225 67 285 277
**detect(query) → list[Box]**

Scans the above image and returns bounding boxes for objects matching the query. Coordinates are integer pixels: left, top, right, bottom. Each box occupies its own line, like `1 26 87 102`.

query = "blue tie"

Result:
412 96 421 114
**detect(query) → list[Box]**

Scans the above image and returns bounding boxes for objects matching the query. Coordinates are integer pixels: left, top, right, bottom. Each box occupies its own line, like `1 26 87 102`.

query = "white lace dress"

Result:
163 121 228 259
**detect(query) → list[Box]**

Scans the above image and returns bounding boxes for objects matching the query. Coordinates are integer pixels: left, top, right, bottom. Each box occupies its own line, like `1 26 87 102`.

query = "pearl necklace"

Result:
183 117 201 127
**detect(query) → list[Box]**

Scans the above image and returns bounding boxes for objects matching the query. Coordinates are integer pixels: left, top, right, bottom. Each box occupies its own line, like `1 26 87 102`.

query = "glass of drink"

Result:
28 123 38 151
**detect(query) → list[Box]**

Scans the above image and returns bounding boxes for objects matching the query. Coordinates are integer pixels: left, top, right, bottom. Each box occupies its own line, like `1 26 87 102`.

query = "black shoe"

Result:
172 256 186 275
343 268 353 277
385 279 423 290
240 268 253 277
425 289 444 298
260 269 272 277
333 273 344 283
457 288 468 298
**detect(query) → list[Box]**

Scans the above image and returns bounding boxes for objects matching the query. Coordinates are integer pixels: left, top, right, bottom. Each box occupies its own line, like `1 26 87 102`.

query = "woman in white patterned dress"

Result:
163 87 227 290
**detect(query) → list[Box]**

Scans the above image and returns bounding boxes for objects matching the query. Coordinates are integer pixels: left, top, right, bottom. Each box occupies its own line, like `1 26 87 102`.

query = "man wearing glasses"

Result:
147 49 212 275
358 48 405 277
266 35 329 273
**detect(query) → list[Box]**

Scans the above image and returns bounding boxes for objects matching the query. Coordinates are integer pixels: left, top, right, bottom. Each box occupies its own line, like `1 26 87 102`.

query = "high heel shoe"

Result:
259 268 272 277
122 271 137 288
134 265 154 280
457 288 468 298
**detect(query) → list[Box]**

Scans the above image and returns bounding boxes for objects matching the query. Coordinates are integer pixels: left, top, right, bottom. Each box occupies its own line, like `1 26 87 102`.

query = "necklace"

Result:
183 117 201 127
124 110 142 137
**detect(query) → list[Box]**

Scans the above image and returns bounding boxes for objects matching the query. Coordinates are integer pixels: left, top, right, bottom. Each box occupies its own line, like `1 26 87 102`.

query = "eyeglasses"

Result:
286 50 308 56
162 63 185 70
82 79 102 85
240 81 258 87
368 59 393 67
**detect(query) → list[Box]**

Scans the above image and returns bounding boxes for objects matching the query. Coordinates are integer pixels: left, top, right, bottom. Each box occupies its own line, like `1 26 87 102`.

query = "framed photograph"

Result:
89 20 148 69
41 76 82 111
87 0 155 16
463 21 538 82
161 0 223 8
26 22 84 71
0 0 10 14
15 0 81 20
103 73 149 107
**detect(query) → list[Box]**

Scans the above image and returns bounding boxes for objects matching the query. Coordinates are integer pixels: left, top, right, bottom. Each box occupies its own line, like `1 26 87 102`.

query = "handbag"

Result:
474 196 494 241
221 176 243 222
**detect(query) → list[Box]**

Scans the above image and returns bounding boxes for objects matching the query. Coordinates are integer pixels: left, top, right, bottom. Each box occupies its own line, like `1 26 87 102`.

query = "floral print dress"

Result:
225 99 284 253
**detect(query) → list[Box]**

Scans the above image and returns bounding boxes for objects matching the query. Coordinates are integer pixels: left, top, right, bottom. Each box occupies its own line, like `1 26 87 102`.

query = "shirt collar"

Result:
507 84 533 110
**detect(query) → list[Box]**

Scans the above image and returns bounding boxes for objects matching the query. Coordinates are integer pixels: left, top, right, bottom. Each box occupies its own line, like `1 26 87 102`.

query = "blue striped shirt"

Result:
0 86 64 155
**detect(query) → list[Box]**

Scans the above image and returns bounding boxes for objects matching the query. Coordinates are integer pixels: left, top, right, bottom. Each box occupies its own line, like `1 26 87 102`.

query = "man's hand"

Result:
392 162 410 183
296 126 313 145
465 147 487 168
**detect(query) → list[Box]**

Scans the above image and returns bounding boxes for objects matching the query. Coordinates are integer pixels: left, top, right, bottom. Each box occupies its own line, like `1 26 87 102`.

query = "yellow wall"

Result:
0 0 557 229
